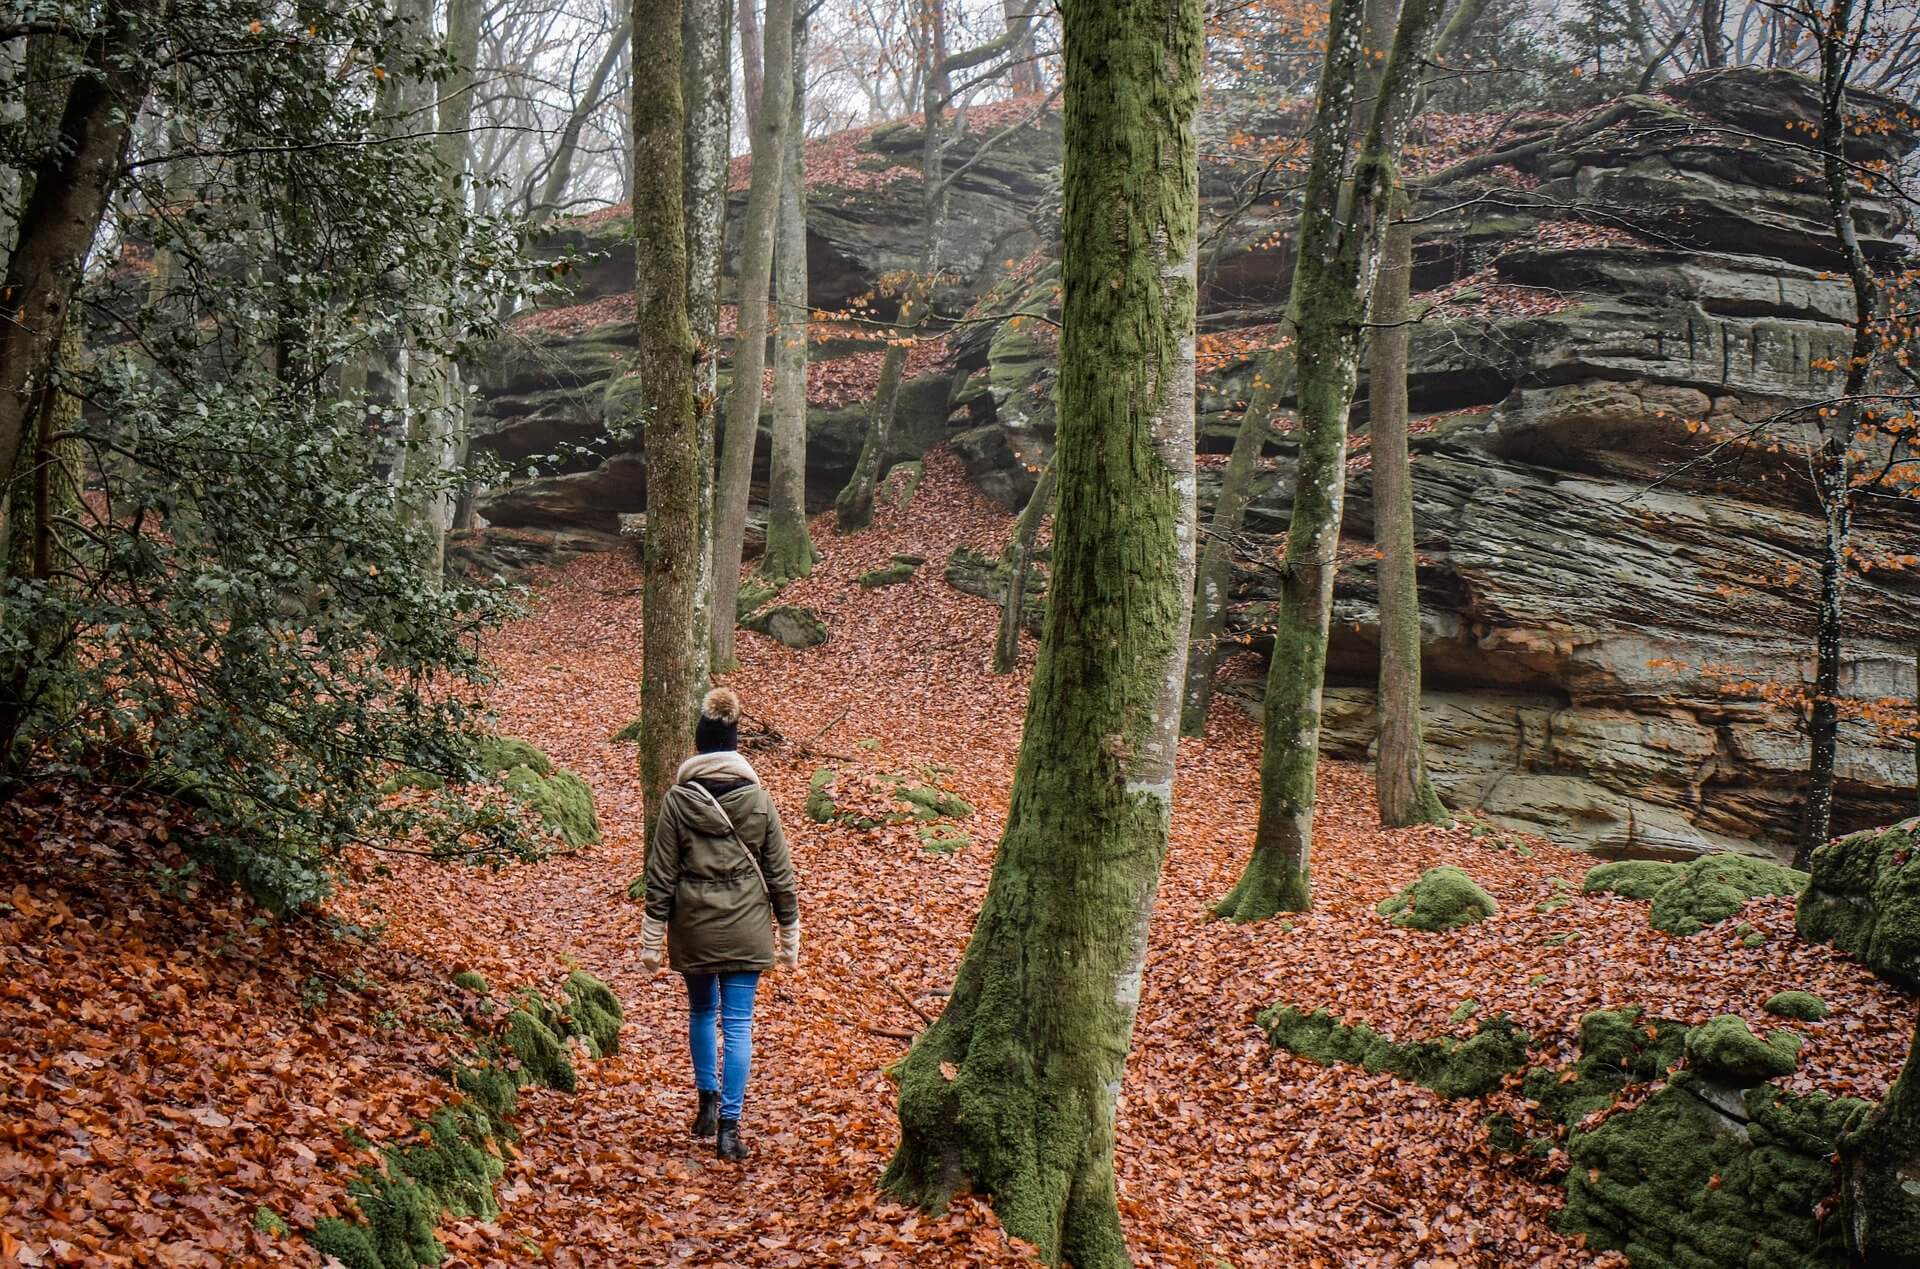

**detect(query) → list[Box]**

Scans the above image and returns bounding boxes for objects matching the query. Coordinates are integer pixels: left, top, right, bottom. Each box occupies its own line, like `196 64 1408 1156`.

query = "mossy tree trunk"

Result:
634 0 702 842
882 0 1201 1261
992 463 1053 674
1794 4 1876 870
1368 182 1446 827
1179 350 1288 735
682 0 730 693
709 0 793 668
1840 1020 1920 1263
1214 0 1450 922
762 8 818 584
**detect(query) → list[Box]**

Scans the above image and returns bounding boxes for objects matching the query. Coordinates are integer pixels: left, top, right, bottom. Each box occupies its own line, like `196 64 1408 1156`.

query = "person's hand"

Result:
640 915 667 975
775 920 800 970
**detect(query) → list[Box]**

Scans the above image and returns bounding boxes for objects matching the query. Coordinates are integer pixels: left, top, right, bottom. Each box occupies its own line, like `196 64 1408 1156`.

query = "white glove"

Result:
775 920 800 969
640 915 667 974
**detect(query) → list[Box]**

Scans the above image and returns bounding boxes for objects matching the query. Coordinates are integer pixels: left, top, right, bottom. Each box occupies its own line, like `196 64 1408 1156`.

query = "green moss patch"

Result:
560 971 623 1057
807 768 838 823
1582 859 1686 901
610 715 645 743
501 765 601 849
1683 1015 1801 1085
735 576 784 621
451 970 489 994
895 784 974 821
1376 866 1498 932
1798 821 1920 989
1764 990 1829 1022
473 734 552 778
878 461 924 510
1522 1007 1692 1127
1258 1005 1530 1099
503 1008 576 1092
917 826 972 854
1586 852 1806 937
858 555 923 588
1560 1072 1868 1267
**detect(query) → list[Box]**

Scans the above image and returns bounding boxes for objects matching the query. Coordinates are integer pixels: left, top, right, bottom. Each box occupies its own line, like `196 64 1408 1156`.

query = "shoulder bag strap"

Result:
685 782 769 897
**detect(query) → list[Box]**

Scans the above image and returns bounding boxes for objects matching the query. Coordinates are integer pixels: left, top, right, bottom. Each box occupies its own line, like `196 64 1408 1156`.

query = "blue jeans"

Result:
683 971 761 1121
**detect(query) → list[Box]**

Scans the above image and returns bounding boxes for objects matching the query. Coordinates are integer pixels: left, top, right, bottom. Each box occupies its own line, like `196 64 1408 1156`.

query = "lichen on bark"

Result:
881 0 1201 1260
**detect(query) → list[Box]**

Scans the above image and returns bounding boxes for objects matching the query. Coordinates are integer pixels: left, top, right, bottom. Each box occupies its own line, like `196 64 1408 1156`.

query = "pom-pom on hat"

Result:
694 687 742 753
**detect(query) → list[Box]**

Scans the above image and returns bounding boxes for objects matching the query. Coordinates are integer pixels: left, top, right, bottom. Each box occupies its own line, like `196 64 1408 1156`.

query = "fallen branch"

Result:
883 974 936 1028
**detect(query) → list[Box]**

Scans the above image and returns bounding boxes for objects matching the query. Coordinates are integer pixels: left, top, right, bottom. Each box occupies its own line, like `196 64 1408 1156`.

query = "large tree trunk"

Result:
1214 0 1449 921
1179 357 1287 735
993 464 1053 674
761 9 817 583
1795 11 1877 869
709 0 793 667
0 0 159 500
635 0 701 841
1369 183 1446 827
682 0 730 692
882 0 1200 1262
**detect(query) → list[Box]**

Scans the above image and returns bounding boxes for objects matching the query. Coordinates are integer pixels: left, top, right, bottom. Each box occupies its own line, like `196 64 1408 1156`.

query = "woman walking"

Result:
638 688 801 1161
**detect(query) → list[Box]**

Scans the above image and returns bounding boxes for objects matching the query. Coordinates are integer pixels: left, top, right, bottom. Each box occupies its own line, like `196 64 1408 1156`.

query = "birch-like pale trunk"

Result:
709 0 794 667
761 8 817 583
635 0 701 840
682 0 730 692
883 0 1200 1260
1215 0 1450 921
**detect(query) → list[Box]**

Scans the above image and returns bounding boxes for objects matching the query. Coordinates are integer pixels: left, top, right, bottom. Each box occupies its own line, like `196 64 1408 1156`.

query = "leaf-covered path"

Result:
3 450 1911 1267
358 450 1913 1266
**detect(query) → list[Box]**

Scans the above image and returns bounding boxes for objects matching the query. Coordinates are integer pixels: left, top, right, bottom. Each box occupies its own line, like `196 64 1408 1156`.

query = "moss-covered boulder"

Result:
858 554 922 588
1377 866 1498 932
894 783 973 821
473 734 553 777
1645 853 1807 936
503 1008 576 1092
1582 859 1686 901
742 603 829 648
560 971 624 1057
1561 1071 1870 1267
1523 1007 1692 1126
501 764 601 848
391 1106 503 1221
917 826 972 854
1797 820 1920 989
1763 990 1829 1022
735 576 784 620
1259 1005 1530 1099
1683 1015 1802 1085
350 1165 445 1268
451 970 489 994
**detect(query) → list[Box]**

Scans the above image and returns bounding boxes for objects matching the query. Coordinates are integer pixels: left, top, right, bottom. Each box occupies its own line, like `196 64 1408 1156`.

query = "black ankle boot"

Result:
715 1117 748 1161
692 1090 720 1138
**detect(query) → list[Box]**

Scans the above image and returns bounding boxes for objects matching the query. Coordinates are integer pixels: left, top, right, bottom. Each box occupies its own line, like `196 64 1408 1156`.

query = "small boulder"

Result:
1377 865 1498 932
744 604 829 649
1646 852 1805 937
1763 990 1829 1022
1683 1015 1801 1085
1582 859 1685 900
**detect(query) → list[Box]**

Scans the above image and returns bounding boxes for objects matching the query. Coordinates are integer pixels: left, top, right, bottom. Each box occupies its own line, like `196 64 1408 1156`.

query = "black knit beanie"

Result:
694 687 741 753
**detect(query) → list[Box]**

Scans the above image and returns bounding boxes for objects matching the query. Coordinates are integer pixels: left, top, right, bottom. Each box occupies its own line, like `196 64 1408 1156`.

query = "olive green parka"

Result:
642 751 800 973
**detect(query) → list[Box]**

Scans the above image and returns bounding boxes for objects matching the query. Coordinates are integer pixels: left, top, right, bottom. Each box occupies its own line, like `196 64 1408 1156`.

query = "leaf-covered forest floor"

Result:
3 447 1914 1267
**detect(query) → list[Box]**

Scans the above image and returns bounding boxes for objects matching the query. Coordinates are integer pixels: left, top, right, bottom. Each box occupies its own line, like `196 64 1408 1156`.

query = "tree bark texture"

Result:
0 0 160 501
882 0 1200 1262
1795 8 1877 869
709 0 793 667
1215 0 1449 921
1368 183 1447 827
1179 352 1287 735
761 8 817 583
682 0 730 692
634 0 702 842
993 464 1054 674
738 0 764 136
